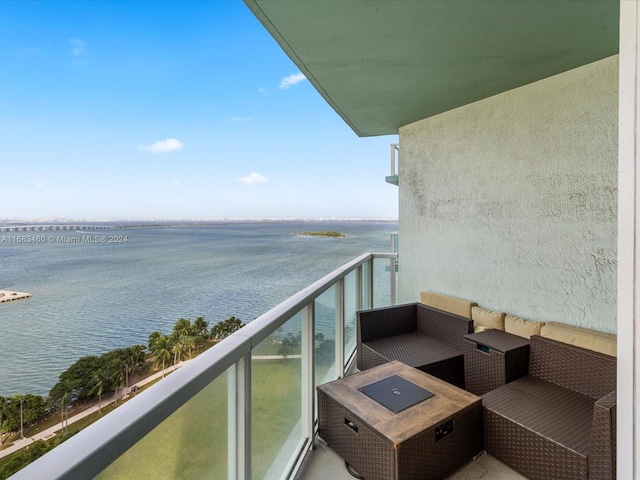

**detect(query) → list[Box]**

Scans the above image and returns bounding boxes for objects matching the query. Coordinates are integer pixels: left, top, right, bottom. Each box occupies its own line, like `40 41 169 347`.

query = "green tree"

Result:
173 318 192 338
109 359 126 403
193 316 209 339
126 344 147 386
90 370 108 414
173 318 196 358
316 339 335 366
150 335 172 377
57 381 71 434
49 355 102 403
148 331 162 351
0 396 8 445
170 333 184 369
210 316 245 341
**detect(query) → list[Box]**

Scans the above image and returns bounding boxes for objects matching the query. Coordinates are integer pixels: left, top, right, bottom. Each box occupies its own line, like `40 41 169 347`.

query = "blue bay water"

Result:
0 221 397 397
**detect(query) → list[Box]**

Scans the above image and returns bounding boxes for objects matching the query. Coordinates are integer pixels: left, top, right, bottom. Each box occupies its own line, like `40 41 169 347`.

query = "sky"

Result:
0 0 398 221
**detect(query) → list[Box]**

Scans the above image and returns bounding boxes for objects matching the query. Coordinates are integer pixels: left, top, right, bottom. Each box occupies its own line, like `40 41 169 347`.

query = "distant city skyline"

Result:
0 1 398 221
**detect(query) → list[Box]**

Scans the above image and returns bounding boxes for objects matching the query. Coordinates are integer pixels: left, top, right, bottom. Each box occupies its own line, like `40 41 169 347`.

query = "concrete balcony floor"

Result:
297 437 527 480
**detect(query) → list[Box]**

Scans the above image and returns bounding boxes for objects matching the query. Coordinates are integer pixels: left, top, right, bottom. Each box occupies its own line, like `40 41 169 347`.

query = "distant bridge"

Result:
0 224 116 233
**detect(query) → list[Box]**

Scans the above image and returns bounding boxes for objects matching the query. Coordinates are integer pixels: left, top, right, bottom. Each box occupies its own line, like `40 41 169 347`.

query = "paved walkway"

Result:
0 361 189 460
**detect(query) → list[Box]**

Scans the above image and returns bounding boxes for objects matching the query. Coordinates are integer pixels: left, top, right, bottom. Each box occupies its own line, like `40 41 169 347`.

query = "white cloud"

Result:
239 172 268 185
257 88 266 93
231 116 254 122
139 138 184 153
69 38 87 56
279 72 307 90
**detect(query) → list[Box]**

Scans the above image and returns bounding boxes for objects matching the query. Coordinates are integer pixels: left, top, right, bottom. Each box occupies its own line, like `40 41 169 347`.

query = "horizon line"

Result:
0 216 398 224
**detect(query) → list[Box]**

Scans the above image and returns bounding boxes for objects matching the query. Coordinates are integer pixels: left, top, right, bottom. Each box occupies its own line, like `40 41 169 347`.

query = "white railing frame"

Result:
390 143 400 176
11 252 398 480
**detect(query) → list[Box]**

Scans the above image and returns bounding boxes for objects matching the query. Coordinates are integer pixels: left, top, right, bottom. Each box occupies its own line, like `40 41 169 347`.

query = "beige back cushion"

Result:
505 314 545 339
419 291 477 319
474 325 493 333
471 306 505 332
540 322 617 357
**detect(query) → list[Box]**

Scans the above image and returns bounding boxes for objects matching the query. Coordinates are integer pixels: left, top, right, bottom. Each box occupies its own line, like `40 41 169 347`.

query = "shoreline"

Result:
0 290 31 303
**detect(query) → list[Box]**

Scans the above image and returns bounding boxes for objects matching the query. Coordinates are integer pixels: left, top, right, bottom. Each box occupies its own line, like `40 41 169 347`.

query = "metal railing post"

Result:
301 303 315 443
390 257 397 306
228 353 251 479
366 258 374 309
356 265 363 312
335 278 345 376
390 143 399 176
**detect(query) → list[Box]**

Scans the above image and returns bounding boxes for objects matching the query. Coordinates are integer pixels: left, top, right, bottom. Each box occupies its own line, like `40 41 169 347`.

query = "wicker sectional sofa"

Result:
356 303 473 388
482 335 616 480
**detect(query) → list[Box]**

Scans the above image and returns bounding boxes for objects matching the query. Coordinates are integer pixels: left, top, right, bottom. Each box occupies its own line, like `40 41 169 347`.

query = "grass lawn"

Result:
97 359 302 480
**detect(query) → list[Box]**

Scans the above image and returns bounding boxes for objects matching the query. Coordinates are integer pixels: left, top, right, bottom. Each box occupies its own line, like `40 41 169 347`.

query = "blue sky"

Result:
0 1 398 221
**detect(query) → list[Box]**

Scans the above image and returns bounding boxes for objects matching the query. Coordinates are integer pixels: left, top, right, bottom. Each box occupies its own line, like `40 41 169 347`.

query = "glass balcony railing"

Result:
11 252 398 480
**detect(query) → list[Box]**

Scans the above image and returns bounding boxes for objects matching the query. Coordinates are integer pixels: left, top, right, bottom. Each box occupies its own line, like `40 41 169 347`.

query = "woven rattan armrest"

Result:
590 390 616 480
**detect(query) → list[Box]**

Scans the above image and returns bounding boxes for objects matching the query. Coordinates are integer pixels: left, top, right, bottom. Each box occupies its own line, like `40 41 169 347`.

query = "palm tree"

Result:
57 383 71 434
150 335 172 378
173 318 192 338
192 317 209 353
90 370 106 414
193 316 209 339
171 336 183 371
148 331 162 351
11 394 24 440
110 363 125 403
126 344 147 385
174 318 198 358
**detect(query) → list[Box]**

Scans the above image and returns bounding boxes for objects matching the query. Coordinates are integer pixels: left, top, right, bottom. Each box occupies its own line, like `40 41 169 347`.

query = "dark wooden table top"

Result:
317 360 480 445
464 329 530 353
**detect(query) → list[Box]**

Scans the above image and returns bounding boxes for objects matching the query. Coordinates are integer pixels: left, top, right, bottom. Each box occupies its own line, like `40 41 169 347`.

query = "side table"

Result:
463 329 530 396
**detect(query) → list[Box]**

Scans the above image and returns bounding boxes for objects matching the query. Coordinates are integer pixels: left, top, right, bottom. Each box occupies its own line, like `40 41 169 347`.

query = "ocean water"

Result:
0 221 397 397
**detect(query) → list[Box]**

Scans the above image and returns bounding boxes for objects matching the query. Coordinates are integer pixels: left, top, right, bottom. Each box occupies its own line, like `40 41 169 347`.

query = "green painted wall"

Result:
398 56 618 332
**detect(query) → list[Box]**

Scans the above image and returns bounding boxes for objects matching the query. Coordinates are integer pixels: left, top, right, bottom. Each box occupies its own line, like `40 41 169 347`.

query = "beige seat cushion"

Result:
540 322 616 356
471 306 505 332
419 291 476 319
505 314 545 339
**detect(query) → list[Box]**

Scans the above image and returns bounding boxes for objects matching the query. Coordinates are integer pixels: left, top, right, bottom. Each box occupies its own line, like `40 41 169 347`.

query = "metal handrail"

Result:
11 252 398 480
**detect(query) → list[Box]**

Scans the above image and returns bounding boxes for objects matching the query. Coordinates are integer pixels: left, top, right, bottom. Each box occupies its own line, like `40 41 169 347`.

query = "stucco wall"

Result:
398 56 618 333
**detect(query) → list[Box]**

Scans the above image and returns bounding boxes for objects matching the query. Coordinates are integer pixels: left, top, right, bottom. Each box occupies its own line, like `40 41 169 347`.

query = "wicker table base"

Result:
463 330 530 396
317 361 482 480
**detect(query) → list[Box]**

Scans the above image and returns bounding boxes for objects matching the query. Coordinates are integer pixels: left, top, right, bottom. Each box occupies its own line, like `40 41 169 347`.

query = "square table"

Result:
317 361 482 480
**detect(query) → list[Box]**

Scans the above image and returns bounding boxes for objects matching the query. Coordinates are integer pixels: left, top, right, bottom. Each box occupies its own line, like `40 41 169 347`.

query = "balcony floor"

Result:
297 437 527 480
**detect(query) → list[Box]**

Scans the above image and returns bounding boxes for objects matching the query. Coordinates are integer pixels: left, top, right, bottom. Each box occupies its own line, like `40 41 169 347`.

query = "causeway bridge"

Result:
0 225 116 233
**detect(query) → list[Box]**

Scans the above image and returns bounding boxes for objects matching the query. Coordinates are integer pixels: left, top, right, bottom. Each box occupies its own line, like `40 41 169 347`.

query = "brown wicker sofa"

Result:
356 303 473 388
483 335 616 480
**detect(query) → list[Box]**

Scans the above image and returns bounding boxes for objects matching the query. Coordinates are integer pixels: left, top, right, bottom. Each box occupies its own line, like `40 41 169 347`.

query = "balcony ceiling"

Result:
245 0 619 137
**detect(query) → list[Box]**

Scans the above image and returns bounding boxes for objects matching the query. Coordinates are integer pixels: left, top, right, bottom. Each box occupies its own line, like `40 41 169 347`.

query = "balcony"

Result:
11 253 398 479
10 252 523 480
385 144 399 186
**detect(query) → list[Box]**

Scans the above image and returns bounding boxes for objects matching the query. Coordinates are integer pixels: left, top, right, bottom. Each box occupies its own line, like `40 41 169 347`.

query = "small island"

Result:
294 231 346 238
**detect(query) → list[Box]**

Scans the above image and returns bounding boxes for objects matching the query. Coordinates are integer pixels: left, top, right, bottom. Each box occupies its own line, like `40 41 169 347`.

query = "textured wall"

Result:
398 56 618 332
